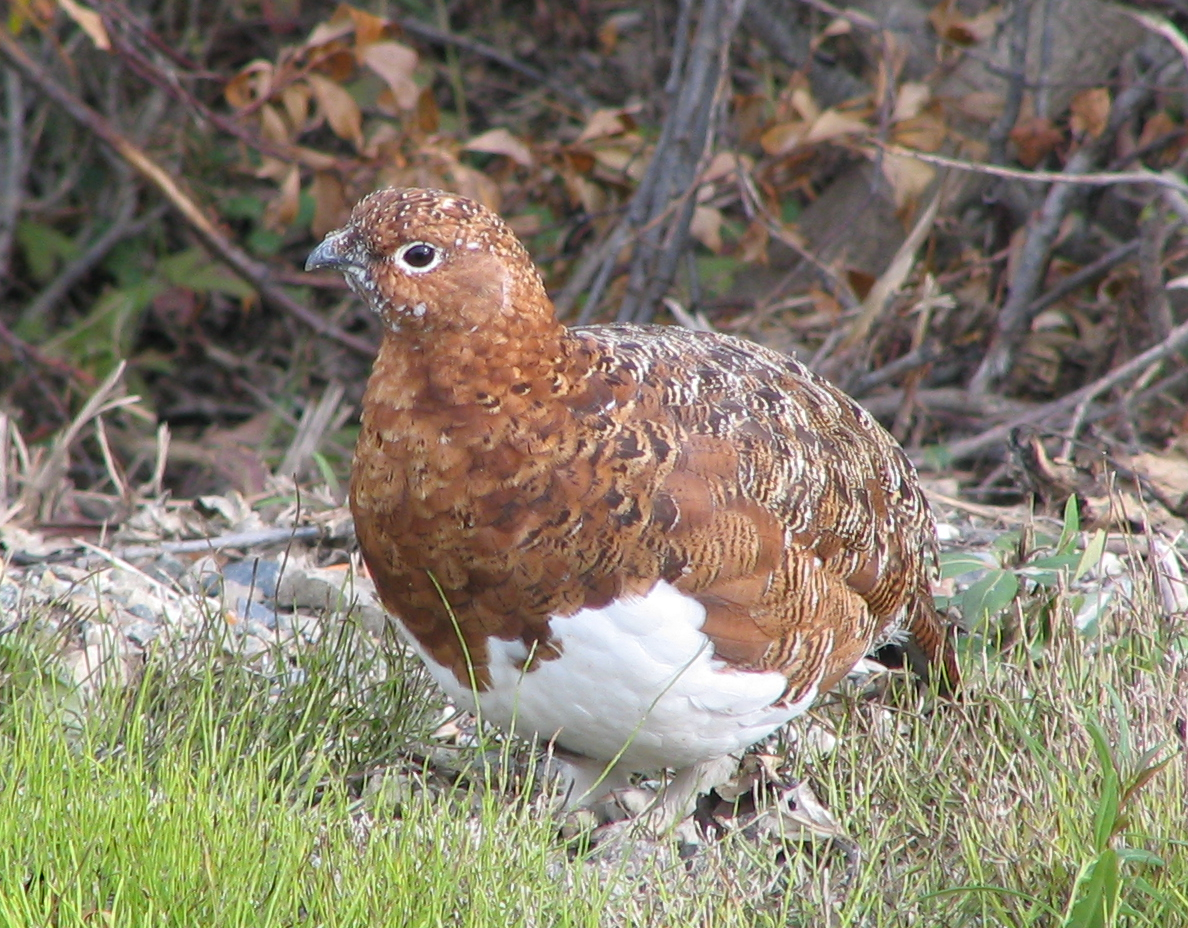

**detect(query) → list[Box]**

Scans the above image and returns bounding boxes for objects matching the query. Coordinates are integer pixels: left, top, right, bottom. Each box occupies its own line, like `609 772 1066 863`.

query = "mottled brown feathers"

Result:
315 186 959 705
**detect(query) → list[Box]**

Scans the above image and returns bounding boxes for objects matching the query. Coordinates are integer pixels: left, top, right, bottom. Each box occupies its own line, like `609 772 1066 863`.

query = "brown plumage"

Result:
307 187 959 820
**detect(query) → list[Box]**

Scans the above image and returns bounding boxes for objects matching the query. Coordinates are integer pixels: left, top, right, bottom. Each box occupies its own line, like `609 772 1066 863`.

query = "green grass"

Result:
0 553 1186 927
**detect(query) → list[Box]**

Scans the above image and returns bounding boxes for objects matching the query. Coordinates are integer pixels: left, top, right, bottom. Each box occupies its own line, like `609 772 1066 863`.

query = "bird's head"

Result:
306 187 555 339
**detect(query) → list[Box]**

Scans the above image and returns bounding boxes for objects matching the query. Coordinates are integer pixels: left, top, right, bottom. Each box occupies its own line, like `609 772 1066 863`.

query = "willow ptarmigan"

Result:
307 186 959 823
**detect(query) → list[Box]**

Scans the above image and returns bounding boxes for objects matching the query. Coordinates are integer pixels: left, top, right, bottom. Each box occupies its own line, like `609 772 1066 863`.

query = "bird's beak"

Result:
305 229 362 272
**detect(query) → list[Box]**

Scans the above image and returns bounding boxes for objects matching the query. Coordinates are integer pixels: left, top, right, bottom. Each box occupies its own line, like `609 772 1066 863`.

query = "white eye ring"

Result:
394 241 442 274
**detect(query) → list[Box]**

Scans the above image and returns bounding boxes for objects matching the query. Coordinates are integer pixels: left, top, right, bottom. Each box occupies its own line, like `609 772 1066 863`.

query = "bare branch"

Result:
968 62 1171 394
0 29 376 358
933 313 1188 465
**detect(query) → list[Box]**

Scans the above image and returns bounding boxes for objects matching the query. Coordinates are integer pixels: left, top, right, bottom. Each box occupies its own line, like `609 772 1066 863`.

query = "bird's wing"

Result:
558 323 955 696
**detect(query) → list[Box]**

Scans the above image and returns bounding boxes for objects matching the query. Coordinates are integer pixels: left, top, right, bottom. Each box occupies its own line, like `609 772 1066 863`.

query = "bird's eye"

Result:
396 241 441 273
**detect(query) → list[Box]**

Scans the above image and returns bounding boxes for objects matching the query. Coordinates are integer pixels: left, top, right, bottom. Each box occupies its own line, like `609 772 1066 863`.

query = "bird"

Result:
306 186 959 826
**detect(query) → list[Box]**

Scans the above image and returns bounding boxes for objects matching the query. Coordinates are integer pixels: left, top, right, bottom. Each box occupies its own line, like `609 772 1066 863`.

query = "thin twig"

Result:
874 144 1188 197
933 313 1188 465
987 0 1030 165
0 67 25 284
837 184 943 353
969 67 1168 394
1023 239 1141 320
19 190 165 329
7 524 327 566
622 0 747 323
396 16 596 113
848 342 944 396
114 525 325 560
97 2 355 175
0 29 375 358
735 161 858 313
1124 8 1188 76
794 0 879 32
569 0 746 324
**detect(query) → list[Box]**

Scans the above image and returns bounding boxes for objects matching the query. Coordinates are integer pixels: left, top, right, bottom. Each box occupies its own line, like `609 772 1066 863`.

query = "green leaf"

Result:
1018 551 1081 586
42 279 162 371
16 219 80 283
938 551 998 579
919 443 953 472
991 531 1022 554
1064 849 1119 928
1027 552 1080 572
1057 495 1081 553
1075 529 1107 580
1085 719 1120 852
158 248 255 298
960 569 1019 625
1116 847 1164 868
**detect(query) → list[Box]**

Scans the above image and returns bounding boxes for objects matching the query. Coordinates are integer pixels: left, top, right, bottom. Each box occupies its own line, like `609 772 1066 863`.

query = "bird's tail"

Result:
902 590 960 697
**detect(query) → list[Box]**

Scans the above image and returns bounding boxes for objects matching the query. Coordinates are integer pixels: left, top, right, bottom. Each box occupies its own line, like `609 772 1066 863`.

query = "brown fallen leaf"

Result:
362 41 420 110
1070 87 1111 141
307 73 364 149
464 128 534 168
1010 116 1063 168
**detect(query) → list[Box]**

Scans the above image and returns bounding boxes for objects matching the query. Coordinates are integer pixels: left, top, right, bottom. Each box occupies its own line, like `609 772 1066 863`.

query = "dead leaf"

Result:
1138 111 1178 149
291 145 340 172
562 171 605 216
311 171 350 238
263 164 301 232
58 0 109 49
590 141 648 182
929 0 1002 45
362 41 420 110
304 16 354 49
737 220 769 265
881 150 935 208
1070 87 1111 140
225 61 273 109
280 83 311 130
790 86 820 123
892 82 931 122
562 149 596 175
597 10 642 54
822 16 851 38
700 150 752 185
307 73 364 149
954 91 1004 123
1128 449 1188 502
806 108 868 144
1010 116 1063 168
344 5 390 47
808 286 843 316
576 108 636 143
690 205 723 253
255 154 290 182
507 213 541 237
892 113 947 151
464 128 533 168
416 86 440 132
759 121 809 156
259 104 291 145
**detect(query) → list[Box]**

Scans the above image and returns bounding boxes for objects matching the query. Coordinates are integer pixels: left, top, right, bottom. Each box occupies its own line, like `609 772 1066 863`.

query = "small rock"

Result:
222 558 281 599
143 554 187 585
0 581 19 613
187 556 223 596
276 565 388 635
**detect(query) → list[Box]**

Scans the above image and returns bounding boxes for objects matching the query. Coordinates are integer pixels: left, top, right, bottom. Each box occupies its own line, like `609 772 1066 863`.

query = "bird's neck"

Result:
361 316 573 415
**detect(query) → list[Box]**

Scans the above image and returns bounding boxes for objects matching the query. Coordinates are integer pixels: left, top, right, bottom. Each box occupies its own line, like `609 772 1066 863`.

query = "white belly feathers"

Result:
398 580 820 772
